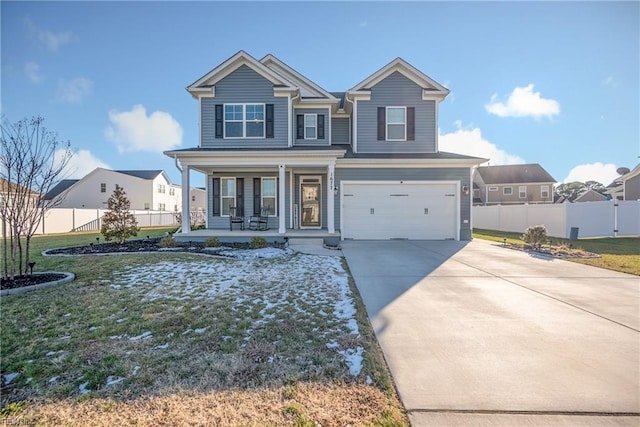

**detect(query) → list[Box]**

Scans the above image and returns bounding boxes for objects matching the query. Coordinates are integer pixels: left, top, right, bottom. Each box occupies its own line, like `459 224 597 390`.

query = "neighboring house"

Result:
44 168 184 211
0 178 41 210
190 187 206 211
165 51 485 240
473 163 556 206
574 189 608 202
606 164 640 201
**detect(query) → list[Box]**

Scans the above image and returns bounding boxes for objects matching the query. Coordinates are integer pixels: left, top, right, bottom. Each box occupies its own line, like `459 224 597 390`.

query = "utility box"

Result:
570 227 579 240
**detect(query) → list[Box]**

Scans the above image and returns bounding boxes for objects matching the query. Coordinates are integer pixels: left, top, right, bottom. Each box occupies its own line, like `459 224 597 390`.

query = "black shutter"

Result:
407 107 415 141
215 105 223 138
377 107 385 140
296 115 304 139
317 114 325 139
236 178 244 216
253 178 261 215
212 178 220 216
266 104 274 138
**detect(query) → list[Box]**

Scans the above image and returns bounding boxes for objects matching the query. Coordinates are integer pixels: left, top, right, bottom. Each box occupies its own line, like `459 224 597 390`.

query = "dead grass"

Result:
8 383 399 426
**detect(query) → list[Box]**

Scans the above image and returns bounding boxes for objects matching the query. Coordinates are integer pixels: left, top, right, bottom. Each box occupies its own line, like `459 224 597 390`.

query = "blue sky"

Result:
2 1 638 188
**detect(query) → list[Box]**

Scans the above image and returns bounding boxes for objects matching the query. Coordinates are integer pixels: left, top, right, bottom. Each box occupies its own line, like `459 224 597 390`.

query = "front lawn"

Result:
1 230 406 426
473 228 640 276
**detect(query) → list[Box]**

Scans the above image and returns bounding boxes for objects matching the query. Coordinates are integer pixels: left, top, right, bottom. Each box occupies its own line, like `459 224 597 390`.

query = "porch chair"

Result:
229 206 244 231
249 207 270 231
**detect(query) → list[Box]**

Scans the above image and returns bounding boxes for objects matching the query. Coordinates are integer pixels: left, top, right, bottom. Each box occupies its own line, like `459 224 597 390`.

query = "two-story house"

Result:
473 164 556 206
44 168 193 211
166 51 486 240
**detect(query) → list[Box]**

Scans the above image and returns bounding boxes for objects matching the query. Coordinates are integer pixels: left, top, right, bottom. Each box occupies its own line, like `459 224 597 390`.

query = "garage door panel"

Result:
342 182 457 240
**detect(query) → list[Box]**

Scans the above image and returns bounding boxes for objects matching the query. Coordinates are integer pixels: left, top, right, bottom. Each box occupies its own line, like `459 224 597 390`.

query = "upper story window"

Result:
158 184 166 194
169 187 175 196
519 186 527 199
541 185 550 199
377 106 415 141
387 107 406 141
296 114 325 140
100 183 106 193
224 104 264 138
503 187 513 196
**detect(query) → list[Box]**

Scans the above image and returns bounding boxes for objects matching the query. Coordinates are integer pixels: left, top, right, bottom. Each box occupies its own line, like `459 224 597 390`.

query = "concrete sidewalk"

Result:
342 239 639 426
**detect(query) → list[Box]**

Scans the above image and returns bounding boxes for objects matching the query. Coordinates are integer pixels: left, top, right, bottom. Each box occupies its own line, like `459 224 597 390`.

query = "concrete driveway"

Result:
341 239 640 426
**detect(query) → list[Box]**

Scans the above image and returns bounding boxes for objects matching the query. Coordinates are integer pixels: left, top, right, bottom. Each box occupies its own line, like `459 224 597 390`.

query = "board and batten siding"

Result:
331 117 350 145
201 65 288 148
356 72 436 153
207 172 289 230
293 108 330 147
334 167 472 240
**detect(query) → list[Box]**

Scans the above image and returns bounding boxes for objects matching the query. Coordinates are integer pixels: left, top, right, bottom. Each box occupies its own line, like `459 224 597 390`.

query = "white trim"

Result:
220 176 236 217
353 99 358 153
278 165 286 233
328 107 332 145
260 54 337 100
204 175 209 229
181 165 191 233
288 169 293 229
503 186 513 195
327 163 335 234
518 185 527 199
299 175 322 229
292 102 337 108
488 186 499 191
336 158 486 168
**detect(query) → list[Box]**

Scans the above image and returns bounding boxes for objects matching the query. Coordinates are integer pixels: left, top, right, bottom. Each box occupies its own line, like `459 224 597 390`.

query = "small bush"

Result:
159 236 177 248
204 237 221 247
250 236 267 249
522 225 548 250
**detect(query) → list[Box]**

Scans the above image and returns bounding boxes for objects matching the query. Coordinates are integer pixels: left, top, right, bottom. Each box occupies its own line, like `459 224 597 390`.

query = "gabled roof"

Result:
574 189 608 202
475 163 556 184
44 179 79 200
260 54 337 101
187 50 297 98
620 163 640 182
348 57 450 100
115 170 164 180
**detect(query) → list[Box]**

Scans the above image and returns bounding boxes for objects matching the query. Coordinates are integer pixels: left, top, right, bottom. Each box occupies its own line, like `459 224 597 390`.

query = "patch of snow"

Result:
88 326 99 331
325 341 340 349
194 328 207 334
63 313 71 318
59 335 71 340
181 329 192 335
3 373 19 384
132 366 140 376
48 376 59 383
155 343 169 349
166 333 174 338
158 247 182 252
218 247 294 260
129 331 152 341
109 335 123 340
366 375 373 385
46 350 64 357
110 284 121 290
105 376 125 386
25 377 32 384
79 382 91 394
339 347 364 376
116 318 125 323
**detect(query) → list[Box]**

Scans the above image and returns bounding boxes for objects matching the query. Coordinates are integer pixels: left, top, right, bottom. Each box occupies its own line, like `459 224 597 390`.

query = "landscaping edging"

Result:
0 272 75 296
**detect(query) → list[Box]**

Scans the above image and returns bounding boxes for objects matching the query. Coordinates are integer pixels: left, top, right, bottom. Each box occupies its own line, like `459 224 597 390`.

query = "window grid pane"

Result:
387 124 405 140
387 107 405 124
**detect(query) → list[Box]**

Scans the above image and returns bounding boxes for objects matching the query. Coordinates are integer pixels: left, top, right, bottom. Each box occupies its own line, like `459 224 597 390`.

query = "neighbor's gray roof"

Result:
329 92 346 109
44 179 79 200
115 170 164 180
475 163 556 184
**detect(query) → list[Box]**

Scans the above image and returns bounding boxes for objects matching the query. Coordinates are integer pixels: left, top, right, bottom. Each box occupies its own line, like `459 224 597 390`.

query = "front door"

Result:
301 182 321 228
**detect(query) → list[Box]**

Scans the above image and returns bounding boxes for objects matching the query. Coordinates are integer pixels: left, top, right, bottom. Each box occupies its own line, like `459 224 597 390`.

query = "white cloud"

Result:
24 62 43 83
563 162 619 185
105 104 183 153
439 122 524 165
24 17 72 52
55 149 110 179
485 84 560 120
58 78 93 103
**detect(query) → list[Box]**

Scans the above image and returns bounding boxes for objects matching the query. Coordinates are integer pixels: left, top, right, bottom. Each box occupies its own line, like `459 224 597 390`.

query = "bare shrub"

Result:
522 225 548 250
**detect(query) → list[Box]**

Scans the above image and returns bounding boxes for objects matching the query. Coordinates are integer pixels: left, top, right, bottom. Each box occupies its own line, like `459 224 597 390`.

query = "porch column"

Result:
278 164 286 233
181 165 191 233
327 162 335 234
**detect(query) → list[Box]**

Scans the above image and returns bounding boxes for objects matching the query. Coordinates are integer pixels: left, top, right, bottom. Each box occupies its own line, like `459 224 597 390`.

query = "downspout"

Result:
173 155 182 173
345 94 356 153
289 91 300 148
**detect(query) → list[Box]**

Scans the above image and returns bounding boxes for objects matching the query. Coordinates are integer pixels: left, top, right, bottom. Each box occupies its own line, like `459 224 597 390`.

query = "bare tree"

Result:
1 116 72 279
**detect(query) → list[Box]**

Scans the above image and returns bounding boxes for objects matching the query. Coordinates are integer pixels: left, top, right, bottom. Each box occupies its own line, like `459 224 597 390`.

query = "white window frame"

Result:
158 184 165 194
541 185 550 199
503 186 513 196
223 103 265 139
261 177 278 216
169 187 175 196
519 186 527 199
304 114 317 140
144 202 150 210
220 177 236 217
386 106 407 141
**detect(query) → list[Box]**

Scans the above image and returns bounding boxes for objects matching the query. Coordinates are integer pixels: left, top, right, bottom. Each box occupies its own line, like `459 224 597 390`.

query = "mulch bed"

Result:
501 243 600 259
0 273 69 291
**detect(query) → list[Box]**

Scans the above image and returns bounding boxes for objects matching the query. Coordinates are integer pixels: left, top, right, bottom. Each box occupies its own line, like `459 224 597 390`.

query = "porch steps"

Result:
288 238 324 246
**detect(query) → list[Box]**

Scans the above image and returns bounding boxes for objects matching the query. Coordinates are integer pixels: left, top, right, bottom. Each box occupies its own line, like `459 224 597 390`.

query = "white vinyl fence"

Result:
31 208 180 235
473 200 640 239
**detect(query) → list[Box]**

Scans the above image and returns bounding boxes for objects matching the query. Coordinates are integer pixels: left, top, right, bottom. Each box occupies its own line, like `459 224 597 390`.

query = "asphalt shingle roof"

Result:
115 170 163 180
476 163 556 184
44 179 79 200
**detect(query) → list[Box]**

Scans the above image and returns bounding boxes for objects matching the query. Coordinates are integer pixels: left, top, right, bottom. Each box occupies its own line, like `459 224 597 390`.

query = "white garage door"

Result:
342 182 458 240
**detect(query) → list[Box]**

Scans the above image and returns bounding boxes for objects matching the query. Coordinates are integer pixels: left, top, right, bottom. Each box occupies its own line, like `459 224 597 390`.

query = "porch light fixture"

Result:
333 187 339 196
462 185 469 195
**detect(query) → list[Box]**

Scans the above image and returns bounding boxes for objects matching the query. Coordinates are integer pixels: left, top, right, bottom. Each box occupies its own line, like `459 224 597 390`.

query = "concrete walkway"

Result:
341 239 639 426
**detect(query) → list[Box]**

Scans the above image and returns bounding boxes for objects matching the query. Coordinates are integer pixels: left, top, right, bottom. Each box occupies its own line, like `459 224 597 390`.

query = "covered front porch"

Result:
167 147 346 237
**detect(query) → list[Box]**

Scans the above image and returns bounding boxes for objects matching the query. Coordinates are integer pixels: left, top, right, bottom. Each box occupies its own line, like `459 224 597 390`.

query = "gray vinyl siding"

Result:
293 108 330 146
207 172 289 230
334 167 472 240
201 65 288 148
331 117 350 145
357 72 436 153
